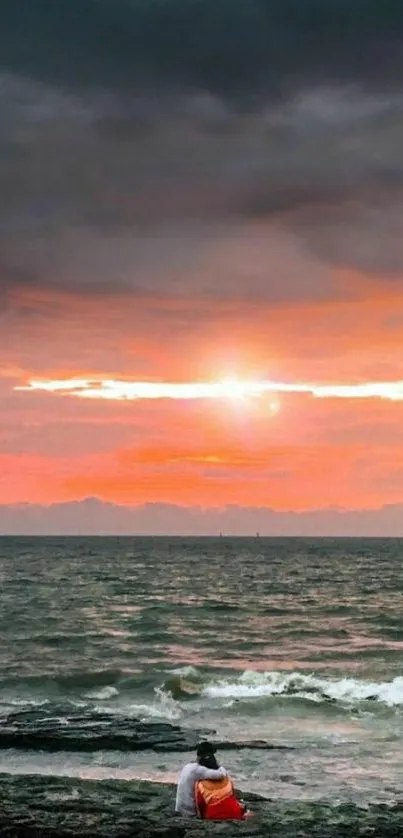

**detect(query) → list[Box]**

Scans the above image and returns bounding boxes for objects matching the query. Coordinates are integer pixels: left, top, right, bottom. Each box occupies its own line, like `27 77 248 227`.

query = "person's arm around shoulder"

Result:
194 764 227 780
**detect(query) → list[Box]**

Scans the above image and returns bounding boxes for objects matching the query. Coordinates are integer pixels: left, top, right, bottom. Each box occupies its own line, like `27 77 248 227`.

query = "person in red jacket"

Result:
194 745 253 821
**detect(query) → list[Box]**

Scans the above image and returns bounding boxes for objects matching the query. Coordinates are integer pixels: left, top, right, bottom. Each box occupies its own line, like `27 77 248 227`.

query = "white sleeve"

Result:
194 764 227 780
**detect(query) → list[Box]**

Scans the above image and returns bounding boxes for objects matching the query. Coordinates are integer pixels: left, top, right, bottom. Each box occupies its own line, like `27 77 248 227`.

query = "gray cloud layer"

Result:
1 498 403 536
1 1 403 307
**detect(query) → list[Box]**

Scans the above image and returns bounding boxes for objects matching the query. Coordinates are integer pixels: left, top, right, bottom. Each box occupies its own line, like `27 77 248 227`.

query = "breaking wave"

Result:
160 669 403 708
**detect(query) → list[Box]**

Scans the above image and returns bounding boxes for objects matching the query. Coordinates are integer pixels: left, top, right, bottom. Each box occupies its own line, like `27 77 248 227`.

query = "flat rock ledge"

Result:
0 711 292 753
1 773 403 838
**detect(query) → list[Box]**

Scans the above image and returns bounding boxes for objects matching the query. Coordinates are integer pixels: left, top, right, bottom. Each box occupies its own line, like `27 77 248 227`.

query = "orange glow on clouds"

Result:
4 276 403 516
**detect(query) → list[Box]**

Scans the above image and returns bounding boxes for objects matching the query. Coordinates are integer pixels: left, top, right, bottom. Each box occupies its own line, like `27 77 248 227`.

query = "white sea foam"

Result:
0 697 50 710
84 686 119 700
91 698 182 722
92 686 182 722
170 665 201 678
138 703 181 721
149 686 183 720
202 670 403 707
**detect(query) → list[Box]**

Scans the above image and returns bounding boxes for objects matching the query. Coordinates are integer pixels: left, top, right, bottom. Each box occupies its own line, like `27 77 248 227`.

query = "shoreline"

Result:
1 772 403 838
0 708 293 754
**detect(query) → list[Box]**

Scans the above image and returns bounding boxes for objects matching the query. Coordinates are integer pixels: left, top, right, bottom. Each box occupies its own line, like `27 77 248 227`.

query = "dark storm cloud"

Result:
2 0 403 100
1 1 403 306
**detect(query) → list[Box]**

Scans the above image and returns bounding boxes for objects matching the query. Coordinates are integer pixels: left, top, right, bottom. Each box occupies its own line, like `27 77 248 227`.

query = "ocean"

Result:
1 536 403 806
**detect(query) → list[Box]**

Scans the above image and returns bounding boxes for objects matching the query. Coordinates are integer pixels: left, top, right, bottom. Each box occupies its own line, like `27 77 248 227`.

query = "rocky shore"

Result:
1 712 403 837
1 772 403 838
0 709 292 753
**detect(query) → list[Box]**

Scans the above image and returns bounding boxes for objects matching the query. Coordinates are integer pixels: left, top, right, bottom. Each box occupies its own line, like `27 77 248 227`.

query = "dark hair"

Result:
196 741 217 758
196 741 219 769
198 752 219 770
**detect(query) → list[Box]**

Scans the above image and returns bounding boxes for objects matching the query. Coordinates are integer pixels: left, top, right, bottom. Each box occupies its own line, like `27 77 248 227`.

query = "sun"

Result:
216 378 250 400
214 378 282 416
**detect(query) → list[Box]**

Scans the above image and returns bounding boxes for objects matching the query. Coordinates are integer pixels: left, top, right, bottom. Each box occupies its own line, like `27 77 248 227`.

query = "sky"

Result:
2 1 403 533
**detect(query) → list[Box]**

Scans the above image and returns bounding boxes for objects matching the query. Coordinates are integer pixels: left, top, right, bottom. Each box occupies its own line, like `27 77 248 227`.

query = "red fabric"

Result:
196 789 245 820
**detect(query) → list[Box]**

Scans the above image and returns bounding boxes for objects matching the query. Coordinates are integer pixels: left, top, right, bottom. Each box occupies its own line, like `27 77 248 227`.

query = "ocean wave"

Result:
0 670 125 694
84 686 119 701
161 674 203 701
160 669 403 707
170 666 201 678
0 683 181 724
83 684 182 722
0 697 51 709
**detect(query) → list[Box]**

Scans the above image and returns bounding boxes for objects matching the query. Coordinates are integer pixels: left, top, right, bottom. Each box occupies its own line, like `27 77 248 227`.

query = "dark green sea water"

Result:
1 536 403 803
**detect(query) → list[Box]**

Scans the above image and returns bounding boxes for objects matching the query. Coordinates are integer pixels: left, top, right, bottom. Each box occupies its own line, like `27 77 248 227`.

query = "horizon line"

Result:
0 533 401 539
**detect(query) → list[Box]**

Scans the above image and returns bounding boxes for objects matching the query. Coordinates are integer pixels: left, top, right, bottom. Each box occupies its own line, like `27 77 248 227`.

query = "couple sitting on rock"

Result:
175 741 253 821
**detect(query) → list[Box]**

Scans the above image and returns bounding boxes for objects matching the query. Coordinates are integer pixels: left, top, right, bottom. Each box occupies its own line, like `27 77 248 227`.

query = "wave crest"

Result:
161 676 202 701
161 669 403 707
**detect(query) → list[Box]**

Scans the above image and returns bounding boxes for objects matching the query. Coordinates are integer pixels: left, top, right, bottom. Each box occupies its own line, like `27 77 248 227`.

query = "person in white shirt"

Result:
175 741 227 817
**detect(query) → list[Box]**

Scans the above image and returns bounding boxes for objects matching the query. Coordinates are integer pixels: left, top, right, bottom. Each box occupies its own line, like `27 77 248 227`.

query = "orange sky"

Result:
3 1 403 530
2 272 403 512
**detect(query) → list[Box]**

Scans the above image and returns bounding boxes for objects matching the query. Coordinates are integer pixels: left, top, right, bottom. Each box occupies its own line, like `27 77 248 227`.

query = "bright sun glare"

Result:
217 378 250 399
14 376 403 404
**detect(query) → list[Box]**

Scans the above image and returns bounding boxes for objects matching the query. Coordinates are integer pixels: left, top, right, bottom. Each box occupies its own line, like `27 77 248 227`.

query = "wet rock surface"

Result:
0 773 403 838
0 709 292 753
